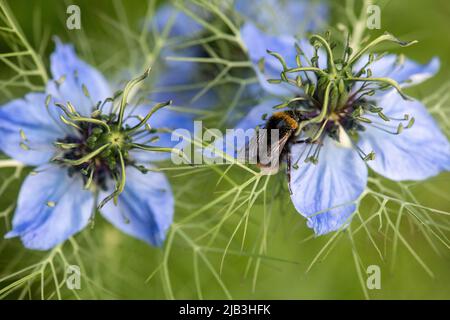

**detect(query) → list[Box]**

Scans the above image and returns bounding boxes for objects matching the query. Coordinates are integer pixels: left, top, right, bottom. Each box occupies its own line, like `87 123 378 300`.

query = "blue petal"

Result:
154 4 203 38
0 93 67 166
353 54 439 88
241 23 298 96
241 23 324 96
290 137 368 235
235 0 328 36
358 90 450 181
100 166 174 247
5 165 94 250
47 39 112 116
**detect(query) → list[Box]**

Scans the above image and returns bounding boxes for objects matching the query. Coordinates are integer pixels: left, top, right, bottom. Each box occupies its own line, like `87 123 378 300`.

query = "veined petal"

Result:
290 137 367 235
100 166 174 247
47 39 112 116
235 0 328 36
0 93 66 166
358 90 450 181
5 165 94 250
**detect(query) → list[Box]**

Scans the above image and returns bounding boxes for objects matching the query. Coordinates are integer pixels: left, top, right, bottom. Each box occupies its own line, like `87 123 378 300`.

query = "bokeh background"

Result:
0 0 449 299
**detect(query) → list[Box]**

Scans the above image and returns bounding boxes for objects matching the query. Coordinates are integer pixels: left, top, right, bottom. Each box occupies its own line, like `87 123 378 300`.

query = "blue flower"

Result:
231 25 449 235
0 40 179 250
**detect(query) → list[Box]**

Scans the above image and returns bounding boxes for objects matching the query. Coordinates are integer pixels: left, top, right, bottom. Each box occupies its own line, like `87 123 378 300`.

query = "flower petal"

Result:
358 90 450 181
5 165 94 250
47 39 112 116
241 22 300 96
235 0 328 36
241 23 325 97
100 166 174 247
290 137 367 235
0 93 66 166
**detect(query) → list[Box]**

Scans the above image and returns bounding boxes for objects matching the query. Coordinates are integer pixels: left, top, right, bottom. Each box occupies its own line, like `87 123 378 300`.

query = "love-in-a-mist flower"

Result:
0 41 184 250
230 25 450 235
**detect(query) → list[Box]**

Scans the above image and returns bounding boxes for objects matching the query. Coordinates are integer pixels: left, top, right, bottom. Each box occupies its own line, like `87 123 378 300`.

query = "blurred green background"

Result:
0 0 449 300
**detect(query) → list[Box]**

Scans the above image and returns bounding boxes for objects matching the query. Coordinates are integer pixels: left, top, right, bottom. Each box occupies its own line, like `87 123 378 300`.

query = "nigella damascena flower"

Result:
227 25 450 235
0 40 183 250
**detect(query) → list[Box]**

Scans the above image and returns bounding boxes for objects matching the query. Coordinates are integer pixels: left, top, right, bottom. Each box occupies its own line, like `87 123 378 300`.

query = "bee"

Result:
239 110 308 193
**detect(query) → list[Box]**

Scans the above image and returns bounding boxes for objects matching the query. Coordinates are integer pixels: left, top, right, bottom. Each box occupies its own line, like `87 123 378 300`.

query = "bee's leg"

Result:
292 139 308 145
286 148 293 195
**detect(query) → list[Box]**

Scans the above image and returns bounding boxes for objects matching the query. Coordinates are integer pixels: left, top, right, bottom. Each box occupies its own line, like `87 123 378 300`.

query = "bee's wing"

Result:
248 129 267 164
262 132 291 167
235 130 262 164
238 129 291 168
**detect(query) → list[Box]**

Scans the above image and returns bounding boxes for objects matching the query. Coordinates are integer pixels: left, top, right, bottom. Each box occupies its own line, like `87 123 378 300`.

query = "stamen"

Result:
54 142 80 150
19 142 29 151
353 144 375 162
58 143 111 166
59 115 82 131
46 201 56 207
84 167 95 190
